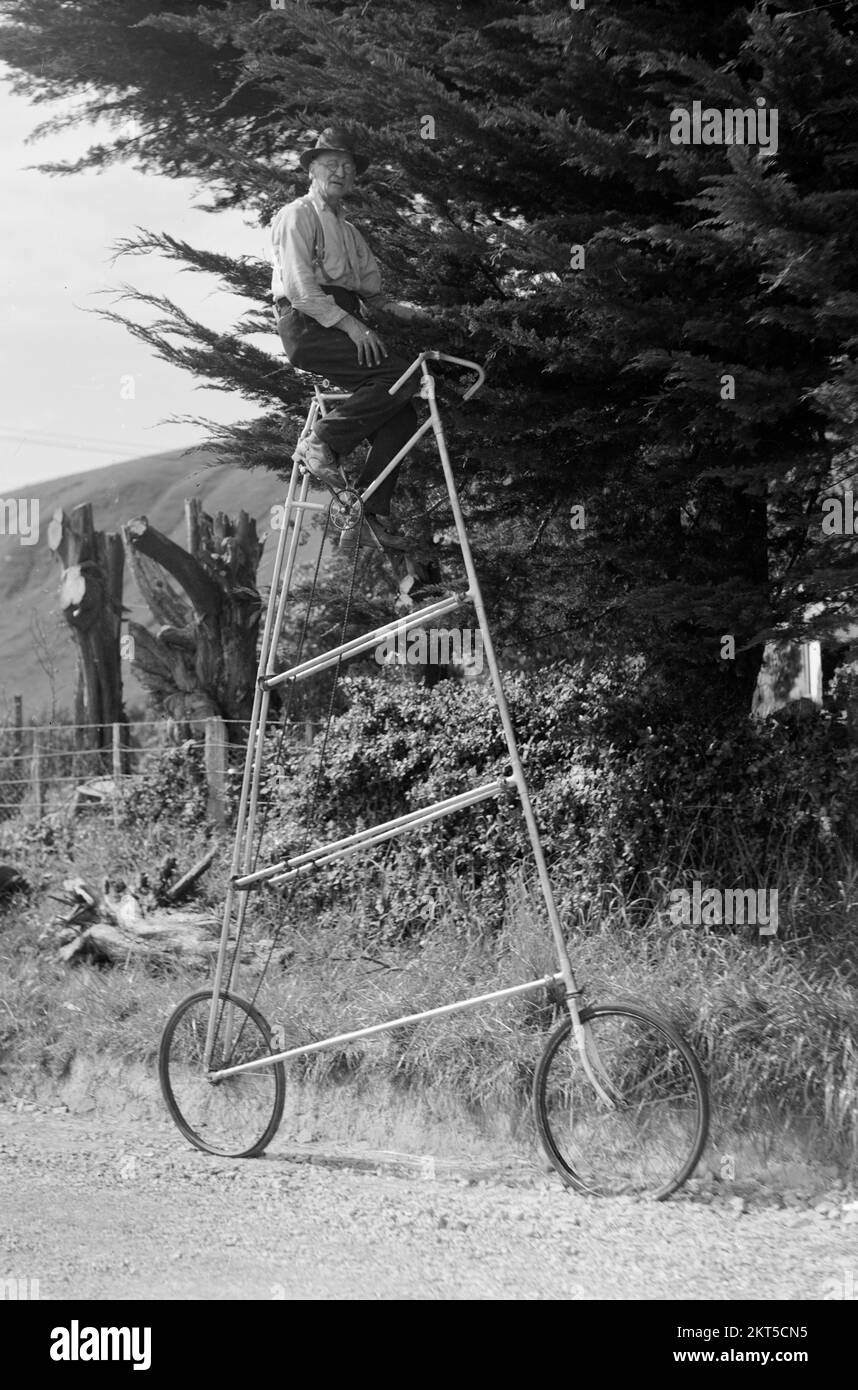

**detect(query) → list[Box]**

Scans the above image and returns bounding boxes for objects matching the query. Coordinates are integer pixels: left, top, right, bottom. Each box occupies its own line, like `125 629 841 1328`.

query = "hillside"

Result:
0 448 321 720
3 449 848 727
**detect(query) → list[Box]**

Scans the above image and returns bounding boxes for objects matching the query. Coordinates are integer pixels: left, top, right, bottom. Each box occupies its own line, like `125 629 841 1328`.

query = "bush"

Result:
257 659 858 941
120 741 208 829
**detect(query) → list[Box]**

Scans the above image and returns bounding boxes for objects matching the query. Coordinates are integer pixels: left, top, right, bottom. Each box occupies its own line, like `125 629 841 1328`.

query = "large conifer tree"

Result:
3 0 858 725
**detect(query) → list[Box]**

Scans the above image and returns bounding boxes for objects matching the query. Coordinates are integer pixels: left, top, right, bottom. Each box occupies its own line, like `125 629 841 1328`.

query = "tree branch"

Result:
123 517 222 619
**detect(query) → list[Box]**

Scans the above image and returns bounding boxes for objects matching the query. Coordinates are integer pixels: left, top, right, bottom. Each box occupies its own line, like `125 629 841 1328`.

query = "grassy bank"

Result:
1 808 856 1176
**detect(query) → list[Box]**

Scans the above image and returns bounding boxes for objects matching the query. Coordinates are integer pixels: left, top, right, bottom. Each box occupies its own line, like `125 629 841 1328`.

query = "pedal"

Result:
336 515 386 558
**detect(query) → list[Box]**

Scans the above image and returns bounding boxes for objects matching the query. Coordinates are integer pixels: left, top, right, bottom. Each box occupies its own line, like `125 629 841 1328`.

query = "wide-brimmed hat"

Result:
299 126 369 174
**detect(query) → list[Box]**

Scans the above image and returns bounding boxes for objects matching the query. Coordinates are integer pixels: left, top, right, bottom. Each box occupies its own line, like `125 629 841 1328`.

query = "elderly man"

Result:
271 127 426 551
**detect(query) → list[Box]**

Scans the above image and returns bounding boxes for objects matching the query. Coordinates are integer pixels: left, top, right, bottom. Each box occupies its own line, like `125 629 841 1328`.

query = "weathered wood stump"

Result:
122 499 263 727
53 858 224 967
47 504 128 764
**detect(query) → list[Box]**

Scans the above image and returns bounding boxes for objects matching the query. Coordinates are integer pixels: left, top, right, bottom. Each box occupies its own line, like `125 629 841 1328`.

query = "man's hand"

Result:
343 315 388 366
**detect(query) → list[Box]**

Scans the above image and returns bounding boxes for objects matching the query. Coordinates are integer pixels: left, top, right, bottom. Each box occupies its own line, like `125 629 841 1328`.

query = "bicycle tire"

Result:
159 989 286 1158
534 1000 709 1199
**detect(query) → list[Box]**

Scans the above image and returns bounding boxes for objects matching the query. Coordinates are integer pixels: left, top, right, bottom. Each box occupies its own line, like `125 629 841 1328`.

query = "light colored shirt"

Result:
269 189 389 327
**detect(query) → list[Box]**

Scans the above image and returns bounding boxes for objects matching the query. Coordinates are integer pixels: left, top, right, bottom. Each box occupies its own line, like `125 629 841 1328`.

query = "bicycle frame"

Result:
203 350 610 1098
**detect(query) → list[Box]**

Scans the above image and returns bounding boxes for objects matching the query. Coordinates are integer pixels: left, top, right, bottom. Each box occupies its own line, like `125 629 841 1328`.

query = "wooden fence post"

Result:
6 695 25 821
204 717 228 827
112 722 122 827
30 729 45 823
13 695 22 759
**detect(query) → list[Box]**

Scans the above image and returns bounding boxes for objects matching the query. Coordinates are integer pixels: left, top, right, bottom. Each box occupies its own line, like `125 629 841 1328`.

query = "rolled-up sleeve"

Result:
272 204 349 328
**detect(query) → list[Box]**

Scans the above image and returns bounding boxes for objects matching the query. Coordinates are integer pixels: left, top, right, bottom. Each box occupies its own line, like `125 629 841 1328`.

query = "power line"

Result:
0 426 204 458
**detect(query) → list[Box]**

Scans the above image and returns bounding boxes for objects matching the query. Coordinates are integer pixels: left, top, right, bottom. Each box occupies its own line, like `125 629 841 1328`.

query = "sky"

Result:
0 78 275 495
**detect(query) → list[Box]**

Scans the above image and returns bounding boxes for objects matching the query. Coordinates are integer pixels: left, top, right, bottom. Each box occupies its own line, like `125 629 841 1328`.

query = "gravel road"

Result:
1 1104 855 1300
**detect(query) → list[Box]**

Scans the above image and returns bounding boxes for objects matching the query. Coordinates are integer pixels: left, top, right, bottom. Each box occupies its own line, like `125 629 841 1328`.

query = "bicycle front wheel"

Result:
159 989 286 1158
534 1001 709 1199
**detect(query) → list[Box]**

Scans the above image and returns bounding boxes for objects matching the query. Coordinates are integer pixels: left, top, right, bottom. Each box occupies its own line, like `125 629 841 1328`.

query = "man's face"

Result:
310 153 357 205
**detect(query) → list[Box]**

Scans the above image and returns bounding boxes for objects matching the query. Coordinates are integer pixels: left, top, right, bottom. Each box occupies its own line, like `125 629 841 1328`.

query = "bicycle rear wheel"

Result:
159 989 285 1158
534 1001 708 1199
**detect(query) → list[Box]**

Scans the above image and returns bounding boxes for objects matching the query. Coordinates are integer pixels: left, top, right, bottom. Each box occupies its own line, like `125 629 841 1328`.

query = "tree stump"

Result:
122 499 263 727
47 504 128 764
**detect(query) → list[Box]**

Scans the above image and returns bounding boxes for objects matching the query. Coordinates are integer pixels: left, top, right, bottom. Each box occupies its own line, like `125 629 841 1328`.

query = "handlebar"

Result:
387 350 486 402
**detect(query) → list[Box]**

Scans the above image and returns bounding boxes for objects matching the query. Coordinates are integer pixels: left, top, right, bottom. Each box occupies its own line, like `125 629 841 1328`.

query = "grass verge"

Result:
1 812 856 1179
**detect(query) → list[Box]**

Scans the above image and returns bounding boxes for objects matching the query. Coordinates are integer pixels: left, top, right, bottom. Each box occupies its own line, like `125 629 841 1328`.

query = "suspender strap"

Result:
309 201 325 273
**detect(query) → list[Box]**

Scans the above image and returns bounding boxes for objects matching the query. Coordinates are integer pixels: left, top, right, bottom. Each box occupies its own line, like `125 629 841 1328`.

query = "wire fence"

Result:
0 710 322 826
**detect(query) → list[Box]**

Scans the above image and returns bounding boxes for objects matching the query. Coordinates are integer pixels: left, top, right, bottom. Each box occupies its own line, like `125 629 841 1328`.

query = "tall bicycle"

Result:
159 350 709 1199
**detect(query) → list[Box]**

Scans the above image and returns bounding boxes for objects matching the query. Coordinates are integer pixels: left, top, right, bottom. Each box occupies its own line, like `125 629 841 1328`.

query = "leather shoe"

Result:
294 435 344 489
338 514 412 553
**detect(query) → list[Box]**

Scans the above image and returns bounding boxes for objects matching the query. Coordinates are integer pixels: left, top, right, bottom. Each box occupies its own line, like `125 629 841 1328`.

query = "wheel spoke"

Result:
159 991 285 1158
535 1004 708 1199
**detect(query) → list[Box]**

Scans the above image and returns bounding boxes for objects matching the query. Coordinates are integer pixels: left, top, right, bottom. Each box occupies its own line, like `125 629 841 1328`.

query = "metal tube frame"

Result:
204 354 584 1083
209 972 564 1080
236 777 512 888
262 592 465 690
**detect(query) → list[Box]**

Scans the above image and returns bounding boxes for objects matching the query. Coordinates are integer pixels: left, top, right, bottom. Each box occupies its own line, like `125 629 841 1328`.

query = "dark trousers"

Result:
276 288 419 514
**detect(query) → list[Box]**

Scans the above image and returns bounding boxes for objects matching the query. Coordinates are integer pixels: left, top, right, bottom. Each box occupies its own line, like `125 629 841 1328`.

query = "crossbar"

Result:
262 593 464 690
235 777 512 889
208 971 564 1079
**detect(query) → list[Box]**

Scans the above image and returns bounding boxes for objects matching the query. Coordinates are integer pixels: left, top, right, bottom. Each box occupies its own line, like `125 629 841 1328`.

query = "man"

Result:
271 126 427 551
